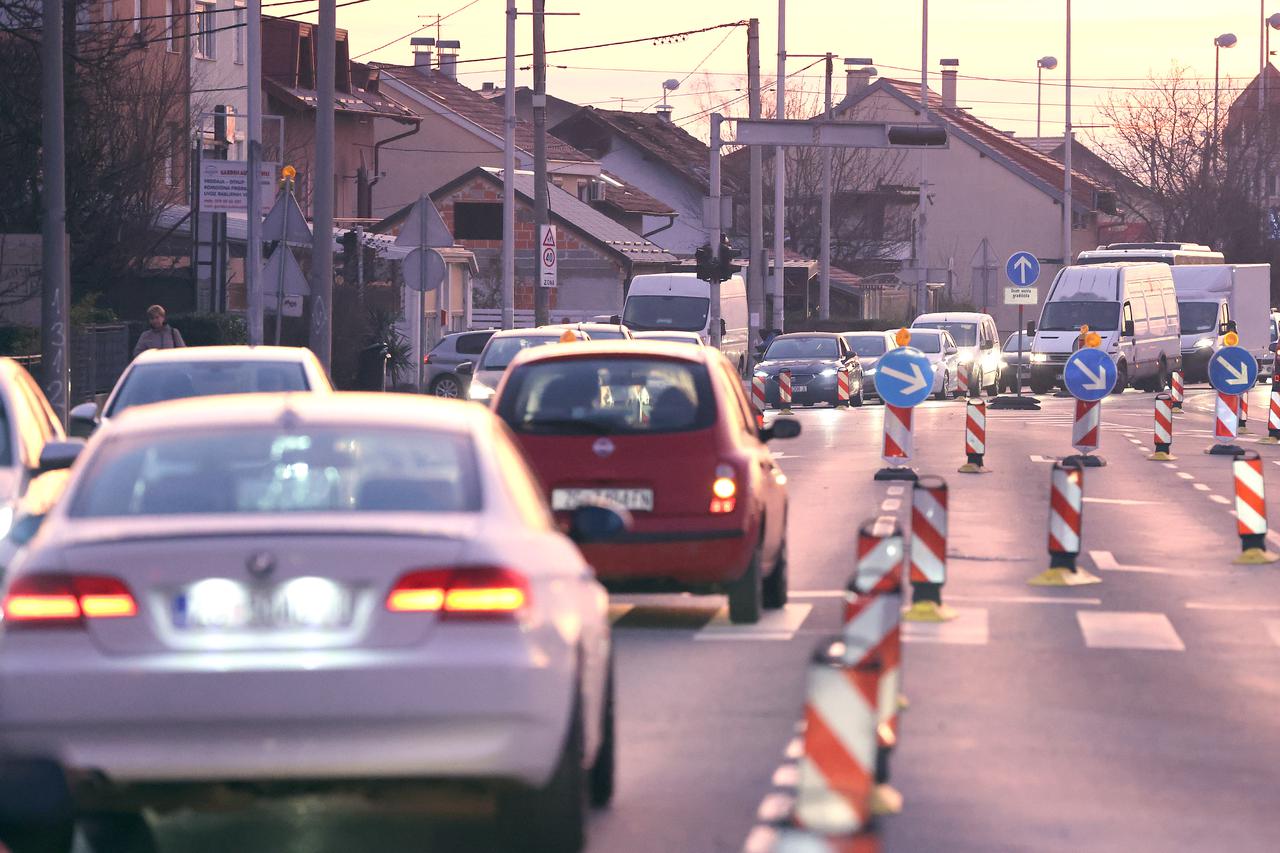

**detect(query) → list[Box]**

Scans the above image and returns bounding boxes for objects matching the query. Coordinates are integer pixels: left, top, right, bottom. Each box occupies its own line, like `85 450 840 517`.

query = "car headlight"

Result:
956 351 976 363
468 379 495 401
754 371 769 379
1194 337 1215 350
1030 353 1048 364
820 368 838 377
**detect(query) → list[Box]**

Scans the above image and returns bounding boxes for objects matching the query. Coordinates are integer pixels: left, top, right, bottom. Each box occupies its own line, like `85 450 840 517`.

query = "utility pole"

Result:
502 0 517 329
917 0 929 318
1063 0 1074 270
533 0 549 326
40 0 68 424
310 0 336 370
772 0 786 333
820 52 833 321
246 0 264 346
709 114 723 350
747 18 764 360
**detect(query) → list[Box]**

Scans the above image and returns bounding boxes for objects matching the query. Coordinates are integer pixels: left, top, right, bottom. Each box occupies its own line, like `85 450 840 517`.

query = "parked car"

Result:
0 393 623 853
68 345 332 438
0 358 75 549
911 311 1003 395
752 333 863 408
1000 332 1033 393
840 331 898 401
424 329 496 398
1262 312 1280 382
907 329 962 399
633 330 704 346
491 341 800 624
462 328 591 404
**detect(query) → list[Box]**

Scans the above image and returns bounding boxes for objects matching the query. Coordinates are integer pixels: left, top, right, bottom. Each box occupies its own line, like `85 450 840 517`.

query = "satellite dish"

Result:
663 78 681 91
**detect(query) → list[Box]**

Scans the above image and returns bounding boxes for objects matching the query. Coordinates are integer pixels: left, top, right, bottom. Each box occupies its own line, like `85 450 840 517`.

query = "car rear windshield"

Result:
69 428 481 517
107 361 309 416
1179 302 1218 335
764 337 839 360
844 336 886 357
479 335 563 371
1038 301 1120 332
914 322 977 346
911 332 943 354
496 358 716 435
622 295 709 332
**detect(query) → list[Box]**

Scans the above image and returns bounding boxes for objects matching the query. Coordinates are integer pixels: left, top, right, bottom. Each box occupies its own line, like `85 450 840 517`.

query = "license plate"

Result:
792 385 808 393
172 578 354 631
552 488 654 512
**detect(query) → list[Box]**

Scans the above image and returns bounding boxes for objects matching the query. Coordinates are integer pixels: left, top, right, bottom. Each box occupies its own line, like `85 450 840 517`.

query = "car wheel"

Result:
851 385 864 407
934 372 948 401
727 544 763 624
1112 362 1128 395
1153 357 1168 393
0 759 73 853
497 694 588 853
431 374 462 398
80 811 157 853
984 377 999 396
589 657 615 809
762 533 788 610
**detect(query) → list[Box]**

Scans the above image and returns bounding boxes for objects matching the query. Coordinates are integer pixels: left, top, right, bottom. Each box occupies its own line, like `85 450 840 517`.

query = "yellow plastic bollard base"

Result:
780 407 794 415
1240 425 1251 434
871 783 904 816
1234 548 1280 565
1147 451 1176 461
897 693 910 711
1027 567 1102 587
902 600 959 622
957 463 990 474
1259 436 1280 445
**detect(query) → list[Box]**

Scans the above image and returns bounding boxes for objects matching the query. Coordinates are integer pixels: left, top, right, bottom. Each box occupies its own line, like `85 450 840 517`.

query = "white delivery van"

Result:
1169 264 1271 382
911 311 1003 394
622 273 748 370
1030 263 1181 394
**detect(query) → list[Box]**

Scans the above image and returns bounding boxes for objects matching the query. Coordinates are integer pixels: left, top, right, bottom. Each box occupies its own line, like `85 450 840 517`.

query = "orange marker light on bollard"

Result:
895 328 911 347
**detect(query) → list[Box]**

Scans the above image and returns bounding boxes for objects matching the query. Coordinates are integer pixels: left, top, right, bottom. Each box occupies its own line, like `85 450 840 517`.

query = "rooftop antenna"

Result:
658 78 680 120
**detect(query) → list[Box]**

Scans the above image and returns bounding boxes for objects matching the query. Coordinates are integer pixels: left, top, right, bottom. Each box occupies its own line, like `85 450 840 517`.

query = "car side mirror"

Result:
456 361 474 378
755 345 767 359
720 318 728 336
7 512 45 547
981 340 994 350
610 315 621 325
68 402 99 439
946 346 958 356
37 439 85 474
1123 320 1136 338
1026 321 1036 335
1219 321 1235 336
568 503 632 545
763 417 802 442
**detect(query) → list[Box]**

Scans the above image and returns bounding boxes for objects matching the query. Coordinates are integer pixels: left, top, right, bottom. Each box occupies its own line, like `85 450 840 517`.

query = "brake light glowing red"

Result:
3 575 138 626
386 567 529 619
710 463 738 514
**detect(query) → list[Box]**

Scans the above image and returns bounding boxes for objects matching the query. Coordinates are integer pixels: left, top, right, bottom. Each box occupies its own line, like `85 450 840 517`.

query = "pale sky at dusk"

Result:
320 1 1280 144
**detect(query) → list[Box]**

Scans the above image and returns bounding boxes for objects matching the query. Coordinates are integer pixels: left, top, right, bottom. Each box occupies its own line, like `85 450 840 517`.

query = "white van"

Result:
622 273 748 370
911 312 1003 394
1076 242 1224 266
1169 264 1271 382
1030 263 1181 394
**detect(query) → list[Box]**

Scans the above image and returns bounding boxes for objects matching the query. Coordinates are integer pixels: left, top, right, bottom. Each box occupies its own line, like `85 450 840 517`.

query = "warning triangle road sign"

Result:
261 191 313 246
260 243 310 297
395 196 454 249
541 227 556 248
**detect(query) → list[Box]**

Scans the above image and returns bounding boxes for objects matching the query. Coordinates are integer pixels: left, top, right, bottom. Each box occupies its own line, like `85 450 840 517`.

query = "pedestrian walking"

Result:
132 305 186 357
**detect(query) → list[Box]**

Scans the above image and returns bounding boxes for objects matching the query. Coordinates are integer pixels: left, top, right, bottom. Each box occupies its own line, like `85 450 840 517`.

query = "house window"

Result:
453 202 503 240
132 0 141 35
1269 173 1278 196
165 0 176 52
234 3 246 64
103 1 115 24
194 2 216 59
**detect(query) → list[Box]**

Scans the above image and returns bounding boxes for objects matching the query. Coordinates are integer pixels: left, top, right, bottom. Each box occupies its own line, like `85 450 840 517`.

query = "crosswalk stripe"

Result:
694 603 813 641
1077 611 1185 651
1265 620 1280 647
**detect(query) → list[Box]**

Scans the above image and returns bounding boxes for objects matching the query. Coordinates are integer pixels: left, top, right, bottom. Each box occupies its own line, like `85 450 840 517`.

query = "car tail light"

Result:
710 463 738 514
386 567 529 620
3 574 138 627
423 353 433 364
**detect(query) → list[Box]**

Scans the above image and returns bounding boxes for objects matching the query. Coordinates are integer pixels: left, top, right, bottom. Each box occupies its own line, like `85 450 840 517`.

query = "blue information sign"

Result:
876 347 936 408
1208 345 1258 394
1006 251 1041 286
1063 348 1117 401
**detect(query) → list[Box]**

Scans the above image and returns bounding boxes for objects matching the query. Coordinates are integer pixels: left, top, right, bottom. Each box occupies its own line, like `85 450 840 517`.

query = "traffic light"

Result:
694 244 717 283
717 242 741 282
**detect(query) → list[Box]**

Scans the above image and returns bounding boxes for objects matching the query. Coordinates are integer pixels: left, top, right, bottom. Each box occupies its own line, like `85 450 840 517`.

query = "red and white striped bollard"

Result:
1264 375 1280 445
1170 370 1184 412
1209 391 1244 456
1067 399 1104 466
905 477 955 621
1029 460 1100 586
874 405 915 481
836 369 851 408
958 399 987 474
1240 390 1251 433
1150 392 1175 461
1232 450 1280 564
752 374 767 417
779 368 794 415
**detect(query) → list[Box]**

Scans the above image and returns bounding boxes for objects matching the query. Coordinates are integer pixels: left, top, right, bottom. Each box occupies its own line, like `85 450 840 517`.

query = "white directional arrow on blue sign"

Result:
1208 345 1258 393
1005 251 1041 286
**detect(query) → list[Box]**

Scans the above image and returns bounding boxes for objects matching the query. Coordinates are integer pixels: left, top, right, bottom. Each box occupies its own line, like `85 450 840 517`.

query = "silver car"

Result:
424 329 496 398
0 393 619 853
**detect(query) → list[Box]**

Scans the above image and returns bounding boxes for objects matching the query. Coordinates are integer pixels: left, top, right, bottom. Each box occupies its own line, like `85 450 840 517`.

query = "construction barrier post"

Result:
1063 398 1106 468
752 374 767 417
779 368 794 415
1149 392 1175 461
1029 460 1100 586
845 518 905 816
905 477 956 622
874 405 917 482
956 362 971 399
1170 370 1184 412
1240 390 1250 433
1208 391 1245 457
1233 451 1280 564
957 398 988 474
836 368 851 408
1264 375 1280 445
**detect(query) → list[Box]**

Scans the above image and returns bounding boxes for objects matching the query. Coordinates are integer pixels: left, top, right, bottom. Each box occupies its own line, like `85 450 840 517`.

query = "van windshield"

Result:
1179 302 1218 335
844 336 887 357
1039 301 1121 332
914 322 976 346
622 295 709 332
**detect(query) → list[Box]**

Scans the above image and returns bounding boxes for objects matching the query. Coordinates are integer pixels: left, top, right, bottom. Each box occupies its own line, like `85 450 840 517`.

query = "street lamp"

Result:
1214 32 1238 160
1263 13 1280 110
1036 56 1058 138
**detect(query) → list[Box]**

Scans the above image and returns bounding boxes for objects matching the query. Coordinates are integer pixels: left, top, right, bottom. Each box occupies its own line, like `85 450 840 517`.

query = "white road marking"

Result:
1083 497 1156 506
881 498 902 512
1209 495 1231 505
772 763 799 788
1177 472 1195 480
886 485 906 496
903 607 989 645
1088 550 1225 578
756 792 795 822
947 594 1101 605
1127 438 1142 444
1138 446 1153 452
1264 620 1280 648
1186 601 1280 612
785 737 803 759
1194 483 1211 491
695 603 813 642
789 589 848 599
1029 454 1057 463
743 825 778 853
1077 611 1185 651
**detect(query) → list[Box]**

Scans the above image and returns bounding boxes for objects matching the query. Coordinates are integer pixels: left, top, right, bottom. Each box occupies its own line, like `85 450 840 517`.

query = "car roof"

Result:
841 330 893 337
105 392 492 437
913 312 990 323
770 332 843 339
129 345 320 364
488 328 573 340
508 339 709 368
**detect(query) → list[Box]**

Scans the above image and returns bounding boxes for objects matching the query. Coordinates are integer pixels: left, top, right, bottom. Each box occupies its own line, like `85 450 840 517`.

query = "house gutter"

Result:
642 214 677 240
368 118 423 204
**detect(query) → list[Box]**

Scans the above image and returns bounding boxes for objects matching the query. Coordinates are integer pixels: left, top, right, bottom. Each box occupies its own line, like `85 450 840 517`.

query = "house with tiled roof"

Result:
551 107 741 257
826 65 1112 332
378 167 676 319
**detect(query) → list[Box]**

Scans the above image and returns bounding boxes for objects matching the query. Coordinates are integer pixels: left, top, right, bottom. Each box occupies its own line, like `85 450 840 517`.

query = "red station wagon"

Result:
492 341 799 624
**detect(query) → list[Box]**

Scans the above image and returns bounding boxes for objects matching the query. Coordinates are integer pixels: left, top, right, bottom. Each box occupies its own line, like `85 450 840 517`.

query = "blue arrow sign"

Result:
876 347 936 408
1006 251 1041 286
1063 348 1117 401
1208 345 1258 394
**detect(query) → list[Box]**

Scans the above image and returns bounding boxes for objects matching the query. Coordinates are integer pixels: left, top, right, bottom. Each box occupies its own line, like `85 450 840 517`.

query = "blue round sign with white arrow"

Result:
875 347 936 408
1063 347 1117 401
1208 345 1258 394
1006 251 1041 286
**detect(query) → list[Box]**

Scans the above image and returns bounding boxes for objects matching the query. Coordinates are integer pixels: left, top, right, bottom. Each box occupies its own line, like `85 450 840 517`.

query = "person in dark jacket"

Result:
132 305 186 357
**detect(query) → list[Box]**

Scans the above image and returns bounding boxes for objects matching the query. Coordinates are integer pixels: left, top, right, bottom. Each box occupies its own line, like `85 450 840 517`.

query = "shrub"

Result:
0 325 38 355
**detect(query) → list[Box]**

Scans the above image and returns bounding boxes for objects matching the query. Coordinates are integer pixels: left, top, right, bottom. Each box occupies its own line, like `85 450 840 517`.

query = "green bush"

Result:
70 293 119 326
0 325 38 355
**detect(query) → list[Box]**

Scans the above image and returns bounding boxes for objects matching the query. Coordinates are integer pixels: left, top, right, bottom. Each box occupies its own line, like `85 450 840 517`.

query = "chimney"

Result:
844 58 876 98
940 58 959 108
410 36 434 68
482 82 495 92
655 104 674 123
438 39 461 79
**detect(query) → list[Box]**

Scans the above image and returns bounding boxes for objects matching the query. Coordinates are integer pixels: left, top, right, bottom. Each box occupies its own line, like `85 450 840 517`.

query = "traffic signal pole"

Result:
709 114 724 350
40 0 68 424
